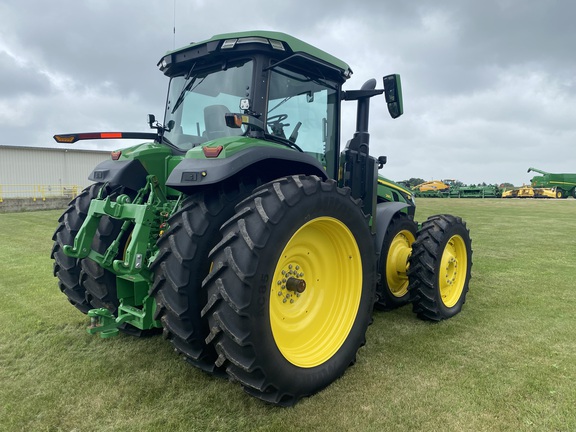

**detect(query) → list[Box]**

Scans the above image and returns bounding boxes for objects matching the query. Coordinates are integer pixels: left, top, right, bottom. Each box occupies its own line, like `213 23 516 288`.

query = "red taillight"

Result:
111 150 122 160
101 132 123 139
203 145 223 158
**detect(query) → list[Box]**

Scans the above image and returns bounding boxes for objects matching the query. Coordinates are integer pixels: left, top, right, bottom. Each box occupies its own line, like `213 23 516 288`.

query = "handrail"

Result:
0 184 79 202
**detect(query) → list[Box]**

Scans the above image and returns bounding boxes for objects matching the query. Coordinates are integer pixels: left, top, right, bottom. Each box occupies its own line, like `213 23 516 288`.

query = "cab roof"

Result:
159 30 353 82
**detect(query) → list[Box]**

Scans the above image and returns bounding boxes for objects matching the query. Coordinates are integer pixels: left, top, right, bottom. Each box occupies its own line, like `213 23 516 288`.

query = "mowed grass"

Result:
1 198 575 431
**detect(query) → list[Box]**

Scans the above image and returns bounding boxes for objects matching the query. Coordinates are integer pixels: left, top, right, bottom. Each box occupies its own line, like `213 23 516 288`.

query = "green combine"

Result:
528 167 576 198
52 30 472 406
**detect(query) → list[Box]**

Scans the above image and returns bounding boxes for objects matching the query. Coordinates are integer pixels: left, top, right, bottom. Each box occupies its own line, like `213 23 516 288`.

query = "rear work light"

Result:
220 37 285 51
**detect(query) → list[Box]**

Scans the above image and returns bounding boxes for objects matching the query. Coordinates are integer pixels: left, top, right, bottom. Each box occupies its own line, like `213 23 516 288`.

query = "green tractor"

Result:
52 31 472 406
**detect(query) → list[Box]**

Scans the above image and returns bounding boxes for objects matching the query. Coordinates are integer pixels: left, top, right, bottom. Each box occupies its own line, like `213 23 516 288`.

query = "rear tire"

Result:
375 213 417 311
408 214 472 321
52 184 103 313
202 175 376 406
150 178 261 374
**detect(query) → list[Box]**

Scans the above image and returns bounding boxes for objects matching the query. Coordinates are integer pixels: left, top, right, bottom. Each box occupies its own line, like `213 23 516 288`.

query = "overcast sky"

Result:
1 0 575 186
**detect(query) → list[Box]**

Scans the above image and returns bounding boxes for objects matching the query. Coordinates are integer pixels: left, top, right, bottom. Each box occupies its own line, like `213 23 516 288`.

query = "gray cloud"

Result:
1 0 575 185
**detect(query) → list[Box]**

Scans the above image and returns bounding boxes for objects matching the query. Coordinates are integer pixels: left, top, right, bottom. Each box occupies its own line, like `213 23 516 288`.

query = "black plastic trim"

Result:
88 159 149 192
166 147 327 192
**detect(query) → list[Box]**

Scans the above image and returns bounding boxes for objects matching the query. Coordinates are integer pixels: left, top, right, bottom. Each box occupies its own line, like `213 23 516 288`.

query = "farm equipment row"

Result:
412 167 576 199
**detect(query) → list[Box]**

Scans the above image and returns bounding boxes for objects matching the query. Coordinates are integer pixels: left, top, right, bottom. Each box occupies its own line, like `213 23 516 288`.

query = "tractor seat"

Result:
204 105 243 140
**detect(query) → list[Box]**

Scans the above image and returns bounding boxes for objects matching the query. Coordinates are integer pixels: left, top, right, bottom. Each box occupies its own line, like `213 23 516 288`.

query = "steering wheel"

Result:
267 114 288 125
267 114 290 138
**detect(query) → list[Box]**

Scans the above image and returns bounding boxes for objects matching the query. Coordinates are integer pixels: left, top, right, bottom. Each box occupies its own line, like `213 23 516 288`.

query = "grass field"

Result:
1 198 575 431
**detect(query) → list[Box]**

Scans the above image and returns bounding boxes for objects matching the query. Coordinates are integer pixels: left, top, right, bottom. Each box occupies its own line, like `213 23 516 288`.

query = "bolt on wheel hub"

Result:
276 264 305 304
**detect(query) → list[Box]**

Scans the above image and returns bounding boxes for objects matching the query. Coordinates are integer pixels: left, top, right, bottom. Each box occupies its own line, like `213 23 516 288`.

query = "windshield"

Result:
163 60 253 150
266 66 339 174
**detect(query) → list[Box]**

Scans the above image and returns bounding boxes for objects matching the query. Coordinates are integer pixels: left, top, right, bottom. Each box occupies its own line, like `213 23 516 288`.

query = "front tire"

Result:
375 212 417 311
202 175 376 406
408 214 472 321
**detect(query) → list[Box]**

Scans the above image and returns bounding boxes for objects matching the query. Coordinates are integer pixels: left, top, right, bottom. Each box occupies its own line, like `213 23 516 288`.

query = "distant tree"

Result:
399 178 425 188
500 182 514 188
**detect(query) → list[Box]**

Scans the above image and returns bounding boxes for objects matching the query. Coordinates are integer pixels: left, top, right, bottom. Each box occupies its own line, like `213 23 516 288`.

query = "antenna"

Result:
173 0 176 49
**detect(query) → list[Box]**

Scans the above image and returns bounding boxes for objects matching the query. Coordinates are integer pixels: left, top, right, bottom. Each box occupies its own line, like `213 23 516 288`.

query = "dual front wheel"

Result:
376 213 472 321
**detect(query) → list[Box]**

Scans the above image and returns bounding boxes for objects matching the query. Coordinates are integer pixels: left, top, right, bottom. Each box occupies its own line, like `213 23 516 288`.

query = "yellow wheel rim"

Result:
270 217 362 368
386 229 415 297
439 234 468 308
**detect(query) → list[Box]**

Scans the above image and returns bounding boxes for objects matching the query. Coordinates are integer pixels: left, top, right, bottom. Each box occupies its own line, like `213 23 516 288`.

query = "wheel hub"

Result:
275 264 306 304
444 255 458 285
286 277 306 293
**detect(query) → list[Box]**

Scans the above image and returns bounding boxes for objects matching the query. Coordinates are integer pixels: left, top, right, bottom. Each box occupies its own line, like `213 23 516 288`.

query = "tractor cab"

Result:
158 31 350 179
157 31 406 216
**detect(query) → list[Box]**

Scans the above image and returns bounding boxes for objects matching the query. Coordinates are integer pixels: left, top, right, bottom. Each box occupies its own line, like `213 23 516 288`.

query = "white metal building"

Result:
0 145 110 198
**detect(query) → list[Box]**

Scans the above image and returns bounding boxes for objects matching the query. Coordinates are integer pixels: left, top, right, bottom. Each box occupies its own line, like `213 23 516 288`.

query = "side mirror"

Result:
377 155 387 169
383 74 403 119
147 114 156 129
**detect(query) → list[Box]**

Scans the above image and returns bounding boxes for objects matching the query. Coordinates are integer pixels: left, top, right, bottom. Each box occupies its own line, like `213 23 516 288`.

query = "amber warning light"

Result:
224 113 243 128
